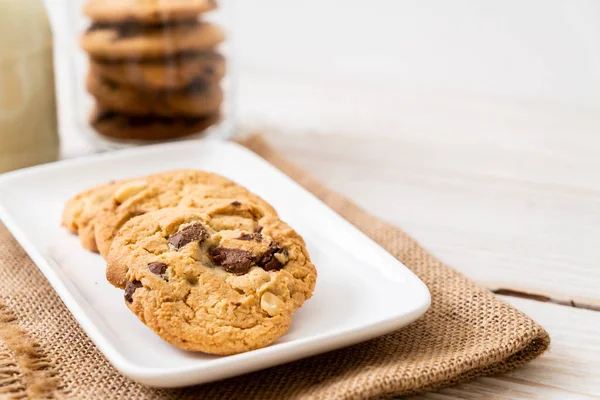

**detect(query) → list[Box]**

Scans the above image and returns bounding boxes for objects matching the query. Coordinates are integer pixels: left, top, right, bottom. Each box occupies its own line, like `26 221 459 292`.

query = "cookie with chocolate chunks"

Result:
80 20 224 61
90 107 220 141
84 0 217 24
96 170 278 281
107 205 316 355
87 73 223 117
89 51 225 91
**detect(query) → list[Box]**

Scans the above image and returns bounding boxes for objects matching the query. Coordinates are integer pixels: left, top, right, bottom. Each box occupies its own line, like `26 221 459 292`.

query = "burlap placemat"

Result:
0 135 550 399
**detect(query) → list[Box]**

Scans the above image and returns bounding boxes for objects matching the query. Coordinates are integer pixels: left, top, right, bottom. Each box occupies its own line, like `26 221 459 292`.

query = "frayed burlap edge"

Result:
0 300 60 399
380 337 549 399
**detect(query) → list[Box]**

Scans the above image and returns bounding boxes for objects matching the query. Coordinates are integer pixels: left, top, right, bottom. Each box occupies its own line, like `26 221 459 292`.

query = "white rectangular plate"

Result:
0 140 430 388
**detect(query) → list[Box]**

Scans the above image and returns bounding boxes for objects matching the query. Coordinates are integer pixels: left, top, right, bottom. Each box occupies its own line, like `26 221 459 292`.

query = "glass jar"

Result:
66 0 235 149
0 0 59 172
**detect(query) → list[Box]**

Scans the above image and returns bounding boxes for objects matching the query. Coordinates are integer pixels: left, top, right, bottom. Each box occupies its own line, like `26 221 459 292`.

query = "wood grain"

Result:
259 126 600 304
253 127 600 397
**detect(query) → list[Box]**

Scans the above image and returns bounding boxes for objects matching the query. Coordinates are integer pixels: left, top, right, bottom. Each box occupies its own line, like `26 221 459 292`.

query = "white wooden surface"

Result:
262 130 600 400
46 0 600 397
246 77 600 399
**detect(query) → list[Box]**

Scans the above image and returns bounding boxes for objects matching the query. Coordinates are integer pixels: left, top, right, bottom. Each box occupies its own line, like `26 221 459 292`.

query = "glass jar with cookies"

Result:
67 0 234 148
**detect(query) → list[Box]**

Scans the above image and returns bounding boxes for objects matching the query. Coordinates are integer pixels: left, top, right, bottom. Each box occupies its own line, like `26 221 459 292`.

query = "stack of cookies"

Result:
62 170 317 355
80 0 225 141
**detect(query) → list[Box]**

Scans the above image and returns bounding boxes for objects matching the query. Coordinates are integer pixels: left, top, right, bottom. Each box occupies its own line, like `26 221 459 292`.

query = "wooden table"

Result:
49 0 600 397
237 72 600 399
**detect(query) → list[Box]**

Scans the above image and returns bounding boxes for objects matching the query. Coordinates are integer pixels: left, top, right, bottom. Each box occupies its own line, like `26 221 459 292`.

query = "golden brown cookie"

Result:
87 73 223 117
93 170 278 270
80 21 225 60
62 180 129 252
84 0 217 24
107 205 316 355
91 108 220 141
89 51 226 90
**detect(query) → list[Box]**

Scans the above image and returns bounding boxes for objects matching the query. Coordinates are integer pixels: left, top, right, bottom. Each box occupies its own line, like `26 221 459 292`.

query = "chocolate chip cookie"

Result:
107 205 316 354
80 21 224 60
87 73 222 117
93 170 278 268
89 51 225 90
62 179 129 252
84 0 217 24
91 108 220 141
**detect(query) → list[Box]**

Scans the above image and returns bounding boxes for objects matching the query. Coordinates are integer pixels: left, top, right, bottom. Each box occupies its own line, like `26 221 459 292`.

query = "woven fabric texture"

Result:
0 135 549 399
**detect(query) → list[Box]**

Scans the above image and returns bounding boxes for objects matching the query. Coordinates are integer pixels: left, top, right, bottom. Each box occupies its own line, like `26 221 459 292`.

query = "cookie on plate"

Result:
80 21 225 60
91 108 220 141
62 179 128 252
94 170 278 267
107 205 316 355
84 0 217 24
89 52 226 90
87 73 223 117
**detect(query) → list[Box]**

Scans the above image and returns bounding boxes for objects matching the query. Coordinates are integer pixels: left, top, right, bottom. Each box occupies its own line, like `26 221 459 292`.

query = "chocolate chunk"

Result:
94 109 119 123
237 232 263 242
103 78 119 90
169 222 207 249
264 256 283 271
204 65 216 76
254 226 263 234
184 78 210 93
89 19 199 40
231 201 241 207
124 280 143 303
257 243 287 271
148 262 168 276
93 110 210 127
93 51 224 66
209 247 254 275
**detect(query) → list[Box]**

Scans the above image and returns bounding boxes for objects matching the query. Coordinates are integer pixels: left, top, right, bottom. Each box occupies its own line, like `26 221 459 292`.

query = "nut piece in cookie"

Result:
113 180 148 204
107 205 316 355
